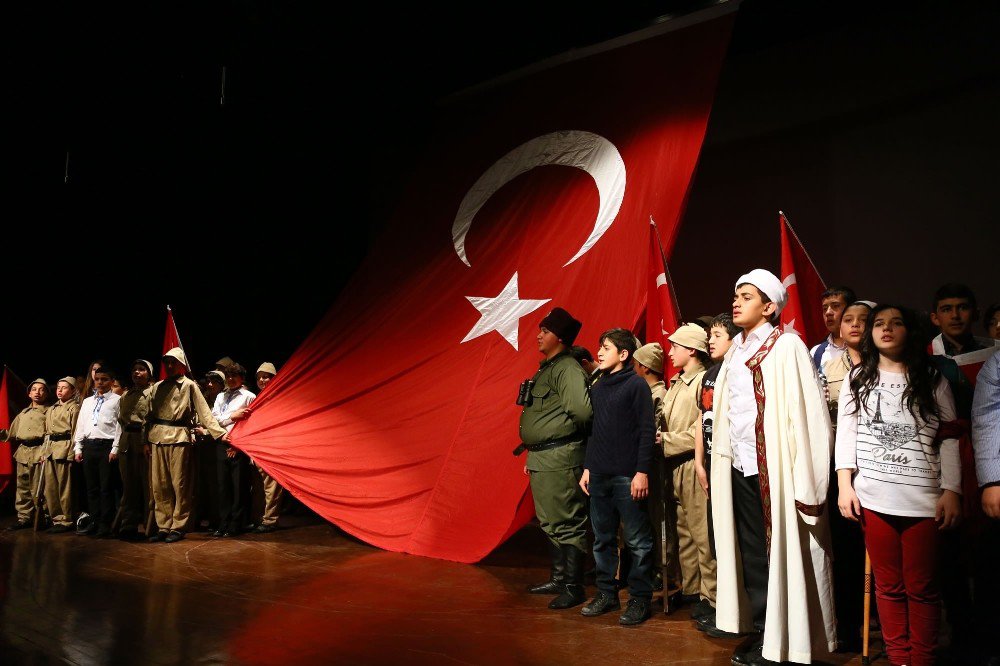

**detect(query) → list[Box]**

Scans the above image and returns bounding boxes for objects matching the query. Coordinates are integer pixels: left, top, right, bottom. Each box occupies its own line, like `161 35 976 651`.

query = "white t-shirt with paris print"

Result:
835 370 961 518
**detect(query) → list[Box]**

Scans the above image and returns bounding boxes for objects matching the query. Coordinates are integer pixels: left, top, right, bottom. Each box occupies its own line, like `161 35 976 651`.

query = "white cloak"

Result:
710 330 837 664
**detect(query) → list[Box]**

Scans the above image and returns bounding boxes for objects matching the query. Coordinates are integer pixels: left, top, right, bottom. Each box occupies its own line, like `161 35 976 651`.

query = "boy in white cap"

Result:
3 379 50 530
145 347 226 543
117 359 154 540
710 269 836 665
661 324 717 620
42 377 80 533
633 343 672 594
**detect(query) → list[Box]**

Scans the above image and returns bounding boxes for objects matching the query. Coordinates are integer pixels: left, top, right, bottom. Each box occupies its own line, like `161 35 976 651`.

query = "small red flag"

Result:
159 306 188 379
0 368 17 495
779 212 827 345
646 218 683 346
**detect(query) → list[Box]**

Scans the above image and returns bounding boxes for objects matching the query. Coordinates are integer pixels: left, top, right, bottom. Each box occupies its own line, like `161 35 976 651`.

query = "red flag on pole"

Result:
779 211 827 345
646 217 683 346
159 305 187 380
230 10 736 563
0 367 21 495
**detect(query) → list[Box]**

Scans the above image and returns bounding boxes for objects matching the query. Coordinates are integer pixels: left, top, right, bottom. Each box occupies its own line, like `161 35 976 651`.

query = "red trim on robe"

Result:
745 327 783 555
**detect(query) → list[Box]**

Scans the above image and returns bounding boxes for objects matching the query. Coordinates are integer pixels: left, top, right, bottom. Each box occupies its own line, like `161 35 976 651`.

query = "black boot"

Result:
549 545 586 609
528 540 566 595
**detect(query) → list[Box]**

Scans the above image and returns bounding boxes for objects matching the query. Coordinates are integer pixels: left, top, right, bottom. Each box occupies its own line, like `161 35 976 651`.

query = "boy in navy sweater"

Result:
579 328 656 625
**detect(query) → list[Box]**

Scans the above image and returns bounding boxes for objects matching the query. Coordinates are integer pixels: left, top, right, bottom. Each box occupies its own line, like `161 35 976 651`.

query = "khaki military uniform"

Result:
254 462 285 527
145 375 225 533
660 363 716 601
118 385 152 532
7 405 48 523
519 352 593 552
41 399 80 527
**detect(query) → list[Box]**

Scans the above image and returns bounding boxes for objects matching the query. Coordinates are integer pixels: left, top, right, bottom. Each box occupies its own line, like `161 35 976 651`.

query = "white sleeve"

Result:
834 373 860 471
935 378 962 494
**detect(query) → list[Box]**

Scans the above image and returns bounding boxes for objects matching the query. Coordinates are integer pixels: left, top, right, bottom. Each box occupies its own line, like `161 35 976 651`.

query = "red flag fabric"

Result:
645 219 683 347
779 212 827 345
159 306 185 380
0 368 27 496
0 368 13 495
232 11 735 563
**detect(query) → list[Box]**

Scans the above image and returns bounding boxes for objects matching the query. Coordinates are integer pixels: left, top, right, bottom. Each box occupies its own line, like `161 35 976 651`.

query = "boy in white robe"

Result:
710 268 837 665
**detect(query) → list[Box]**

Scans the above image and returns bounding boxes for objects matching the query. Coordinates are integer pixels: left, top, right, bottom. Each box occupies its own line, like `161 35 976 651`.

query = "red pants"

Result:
863 509 941 666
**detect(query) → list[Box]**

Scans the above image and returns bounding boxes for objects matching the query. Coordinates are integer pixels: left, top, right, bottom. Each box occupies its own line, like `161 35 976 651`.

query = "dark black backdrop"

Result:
4 1 998 384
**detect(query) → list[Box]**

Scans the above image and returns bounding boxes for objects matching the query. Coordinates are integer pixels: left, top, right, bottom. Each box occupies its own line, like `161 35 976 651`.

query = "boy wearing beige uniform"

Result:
42 377 80 533
117 359 154 541
660 324 715 609
231 362 285 533
3 379 50 530
145 348 226 543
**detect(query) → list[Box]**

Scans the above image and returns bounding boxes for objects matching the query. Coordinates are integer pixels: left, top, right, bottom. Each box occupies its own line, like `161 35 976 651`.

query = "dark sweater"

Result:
584 365 655 476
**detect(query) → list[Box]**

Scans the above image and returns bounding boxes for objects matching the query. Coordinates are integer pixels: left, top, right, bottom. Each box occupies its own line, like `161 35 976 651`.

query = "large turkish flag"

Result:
232 10 735 562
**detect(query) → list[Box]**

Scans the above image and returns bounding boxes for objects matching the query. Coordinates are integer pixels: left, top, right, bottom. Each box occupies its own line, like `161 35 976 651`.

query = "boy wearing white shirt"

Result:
210 363 255 537
74 368 122 537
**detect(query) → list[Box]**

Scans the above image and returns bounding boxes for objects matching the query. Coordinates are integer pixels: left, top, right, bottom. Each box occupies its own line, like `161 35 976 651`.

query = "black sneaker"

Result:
47 524 74 534
619 598 651 626
164 531 185 543
690 599 714 620
148 531 168 543
254 524 277 534
581 591 621 617
6 520 32 531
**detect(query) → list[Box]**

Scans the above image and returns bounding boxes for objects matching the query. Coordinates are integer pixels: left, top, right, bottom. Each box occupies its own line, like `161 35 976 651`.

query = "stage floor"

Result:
0 518 861 665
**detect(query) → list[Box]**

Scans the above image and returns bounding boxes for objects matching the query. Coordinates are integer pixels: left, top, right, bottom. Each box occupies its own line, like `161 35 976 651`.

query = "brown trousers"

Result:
119 448 150 531
254 462 285 527
151 444 194 533
672 457 717 601
42 459 74 526
15 460 42 523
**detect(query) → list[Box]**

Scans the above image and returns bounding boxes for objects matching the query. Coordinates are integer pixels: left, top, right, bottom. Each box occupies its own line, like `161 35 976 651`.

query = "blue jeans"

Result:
589 472 654 600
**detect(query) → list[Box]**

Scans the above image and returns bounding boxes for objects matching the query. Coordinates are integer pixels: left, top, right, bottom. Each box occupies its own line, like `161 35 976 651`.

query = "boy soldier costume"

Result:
252 362 284 533
660 325 715 606
519 307 593 609
42 378 80 532
117 360 154 539
146 348 226 542
4 379 49 529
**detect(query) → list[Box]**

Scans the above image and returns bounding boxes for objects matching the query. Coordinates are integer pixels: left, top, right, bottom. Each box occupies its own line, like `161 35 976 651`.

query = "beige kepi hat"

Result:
633 343 664 374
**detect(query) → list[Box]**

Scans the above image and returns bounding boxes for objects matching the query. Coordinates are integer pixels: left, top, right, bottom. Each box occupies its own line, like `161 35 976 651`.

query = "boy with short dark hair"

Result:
73 368 122 537
810 286 856 369
42 377 80 533
117 360 154 540
580 327 655 626
210 363 255 537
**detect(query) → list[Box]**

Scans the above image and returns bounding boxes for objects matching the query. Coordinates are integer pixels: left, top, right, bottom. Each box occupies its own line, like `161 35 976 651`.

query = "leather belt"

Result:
124 423 143 433
151 417 189 427
48 432 72 441
512 434 579 456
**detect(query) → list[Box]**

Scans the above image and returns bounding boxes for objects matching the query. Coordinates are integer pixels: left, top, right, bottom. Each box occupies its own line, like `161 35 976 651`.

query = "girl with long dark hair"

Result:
835 304 962 666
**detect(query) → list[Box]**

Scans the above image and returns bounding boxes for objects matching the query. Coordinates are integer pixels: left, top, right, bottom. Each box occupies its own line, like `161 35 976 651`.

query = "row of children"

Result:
1 352 286 543
520 273 1000 666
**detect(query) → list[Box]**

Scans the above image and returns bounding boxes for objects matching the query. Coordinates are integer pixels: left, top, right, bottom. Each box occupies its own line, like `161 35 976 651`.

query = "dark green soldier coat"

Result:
519 352 592 472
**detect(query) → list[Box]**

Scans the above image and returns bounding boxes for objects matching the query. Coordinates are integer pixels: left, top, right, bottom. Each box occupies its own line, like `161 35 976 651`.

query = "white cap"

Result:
736 269 788 315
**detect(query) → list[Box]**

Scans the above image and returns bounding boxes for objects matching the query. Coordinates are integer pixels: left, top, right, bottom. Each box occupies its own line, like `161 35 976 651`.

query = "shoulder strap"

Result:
812 340 829 369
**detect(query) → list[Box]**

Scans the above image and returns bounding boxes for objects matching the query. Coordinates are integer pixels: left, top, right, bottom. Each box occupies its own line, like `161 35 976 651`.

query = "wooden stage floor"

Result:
0 517 862 665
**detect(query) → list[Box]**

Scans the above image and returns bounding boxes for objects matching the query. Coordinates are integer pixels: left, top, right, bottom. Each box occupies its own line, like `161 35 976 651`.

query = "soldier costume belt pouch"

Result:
151 417 189 427
124 424 143 433
48 432 72 441
512 434 578 456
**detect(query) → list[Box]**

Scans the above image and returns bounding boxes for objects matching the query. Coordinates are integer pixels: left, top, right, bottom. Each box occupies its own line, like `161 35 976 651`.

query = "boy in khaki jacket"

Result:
42 377 80 533
3 379 50 530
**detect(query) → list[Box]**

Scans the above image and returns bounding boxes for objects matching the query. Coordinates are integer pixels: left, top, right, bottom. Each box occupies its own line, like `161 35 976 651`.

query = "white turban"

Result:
736 269 788 315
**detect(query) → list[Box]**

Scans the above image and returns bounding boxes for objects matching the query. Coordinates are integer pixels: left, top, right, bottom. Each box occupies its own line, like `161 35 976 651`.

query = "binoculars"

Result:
516 379 535 406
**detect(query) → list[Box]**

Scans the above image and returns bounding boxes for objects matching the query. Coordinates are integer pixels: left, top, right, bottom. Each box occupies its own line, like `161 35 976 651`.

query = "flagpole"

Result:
650 216 684 321
779 210 827 287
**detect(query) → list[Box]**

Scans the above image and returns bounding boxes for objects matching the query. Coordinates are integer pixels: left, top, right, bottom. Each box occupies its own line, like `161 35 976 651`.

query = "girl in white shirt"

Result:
835 304 962 666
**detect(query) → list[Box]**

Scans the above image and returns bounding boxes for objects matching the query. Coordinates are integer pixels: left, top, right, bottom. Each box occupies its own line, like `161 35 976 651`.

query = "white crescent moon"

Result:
452 130 626 268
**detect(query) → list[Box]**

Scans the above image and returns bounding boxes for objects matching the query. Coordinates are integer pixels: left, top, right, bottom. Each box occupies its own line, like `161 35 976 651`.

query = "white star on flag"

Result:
783 318 802 338
461 272 550 351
